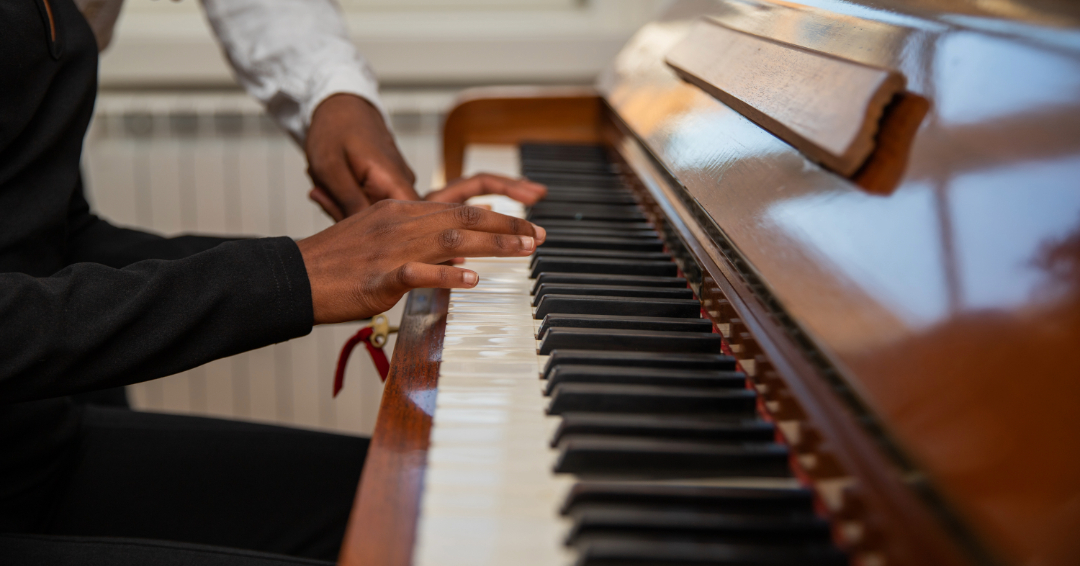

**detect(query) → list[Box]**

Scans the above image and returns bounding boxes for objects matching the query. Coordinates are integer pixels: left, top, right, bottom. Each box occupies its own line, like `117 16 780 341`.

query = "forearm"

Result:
200 0 387 142
65 180 237 268
66 216 237 268
0 237 313 403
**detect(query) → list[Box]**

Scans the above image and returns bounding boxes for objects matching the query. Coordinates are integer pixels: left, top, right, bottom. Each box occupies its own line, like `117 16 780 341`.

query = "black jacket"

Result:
0 0 314 531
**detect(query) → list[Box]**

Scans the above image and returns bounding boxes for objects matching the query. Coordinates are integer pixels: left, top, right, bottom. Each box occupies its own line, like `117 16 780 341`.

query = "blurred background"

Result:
89 0 670 436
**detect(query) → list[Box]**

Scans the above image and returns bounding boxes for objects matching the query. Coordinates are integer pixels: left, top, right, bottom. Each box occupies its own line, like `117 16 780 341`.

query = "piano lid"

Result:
599 1 1080 565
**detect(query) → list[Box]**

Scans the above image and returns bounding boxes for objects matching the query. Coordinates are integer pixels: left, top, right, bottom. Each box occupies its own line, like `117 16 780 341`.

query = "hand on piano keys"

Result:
295 199 547 324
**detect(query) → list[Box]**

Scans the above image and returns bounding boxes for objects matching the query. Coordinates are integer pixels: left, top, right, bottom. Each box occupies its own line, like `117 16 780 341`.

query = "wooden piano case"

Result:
341 2 1080 565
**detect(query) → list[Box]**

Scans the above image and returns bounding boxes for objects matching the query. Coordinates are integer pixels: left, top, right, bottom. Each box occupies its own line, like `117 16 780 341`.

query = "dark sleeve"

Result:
0 237 314 404
65 180 237 268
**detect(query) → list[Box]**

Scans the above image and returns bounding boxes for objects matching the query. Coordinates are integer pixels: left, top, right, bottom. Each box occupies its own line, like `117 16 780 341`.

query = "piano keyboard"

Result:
414 143 847 566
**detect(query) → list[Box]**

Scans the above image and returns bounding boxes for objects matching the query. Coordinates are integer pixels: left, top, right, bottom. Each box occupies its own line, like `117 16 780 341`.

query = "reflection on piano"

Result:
340 2 1080 566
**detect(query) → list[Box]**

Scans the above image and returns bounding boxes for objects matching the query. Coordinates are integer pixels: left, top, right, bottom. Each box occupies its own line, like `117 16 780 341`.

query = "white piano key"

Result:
446 306 534 316
441 350 539 363
443 336 538 349
445 313 536 325
444 325 537 337
448 295 531 304
453 286 531 295
448 296 532 306
438 361 540 376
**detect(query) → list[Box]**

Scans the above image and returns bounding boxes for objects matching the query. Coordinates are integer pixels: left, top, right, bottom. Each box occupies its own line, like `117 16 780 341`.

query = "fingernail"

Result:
531 224 546 243
463 271 478 286
519 236 535 251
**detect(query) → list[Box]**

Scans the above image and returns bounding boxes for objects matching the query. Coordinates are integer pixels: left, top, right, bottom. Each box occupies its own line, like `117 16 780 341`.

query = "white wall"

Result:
100 0 670 88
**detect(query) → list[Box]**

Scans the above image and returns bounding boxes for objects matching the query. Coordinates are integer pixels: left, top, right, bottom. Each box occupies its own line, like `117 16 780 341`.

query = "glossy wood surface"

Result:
666 19 904 176
612 128 974 566
339 288 448 566
600 1 1080 564
441 86 603 180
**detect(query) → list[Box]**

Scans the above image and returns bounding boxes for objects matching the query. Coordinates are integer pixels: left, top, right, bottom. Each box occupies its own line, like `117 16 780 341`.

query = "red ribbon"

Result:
333 326 391 397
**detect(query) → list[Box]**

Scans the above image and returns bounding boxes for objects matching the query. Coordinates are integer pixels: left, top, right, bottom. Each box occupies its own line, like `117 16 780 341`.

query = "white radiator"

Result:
82 91 450 435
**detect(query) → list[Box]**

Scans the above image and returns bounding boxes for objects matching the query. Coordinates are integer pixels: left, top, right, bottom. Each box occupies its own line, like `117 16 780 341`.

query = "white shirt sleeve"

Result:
200 0 388 143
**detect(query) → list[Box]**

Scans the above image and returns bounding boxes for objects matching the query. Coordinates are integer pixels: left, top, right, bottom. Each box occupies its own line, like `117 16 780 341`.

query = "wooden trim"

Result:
338 288 449 566
441 86 604 180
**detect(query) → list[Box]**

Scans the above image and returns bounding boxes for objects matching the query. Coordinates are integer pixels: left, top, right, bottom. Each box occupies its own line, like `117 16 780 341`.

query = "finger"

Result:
311 155 372 217
363 163 423 203
308 187 346 222
483 173 548 203
501 181 547 206
424 174 546 205
388 262 479 295
418 204 544 240
417 229 536 264
367 198 473 219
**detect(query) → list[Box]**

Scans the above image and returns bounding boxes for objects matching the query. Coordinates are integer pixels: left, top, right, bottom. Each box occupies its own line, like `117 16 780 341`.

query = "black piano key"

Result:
539 193 638 205
526 177 625 189
561 483 816 516
530 249 672 263
520 143 608 161
520 142 606 154
546 383 757 415
521 161 620 175
573 539 847 566
522 162 617 171
540 185 632 194
539 187 631 198
542 185 631 194
522 167 620 177
567 508 833 546
524 157 616 167
543 228 659 239
532 284 693 306
538 236 664 252
553 436 790 477
532 220 654 231
525 173 625 188
529 208 646 222
544 366 745 394
521 158 609 169
521 146 611 160
530 258 678 278
537 314 710 338
534 295 701 320
531 202 641 215
531 196 634 206
520 142 605 153
539 328 723 355
551 413 772 445
543 351 737 380
533 274 686 294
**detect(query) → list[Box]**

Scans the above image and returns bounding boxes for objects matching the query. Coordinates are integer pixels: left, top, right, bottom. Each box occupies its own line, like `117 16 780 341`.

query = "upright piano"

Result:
340 1 1080 565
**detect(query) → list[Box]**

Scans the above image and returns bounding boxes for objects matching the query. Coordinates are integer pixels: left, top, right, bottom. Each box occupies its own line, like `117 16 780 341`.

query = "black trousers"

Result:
0 407 368 566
